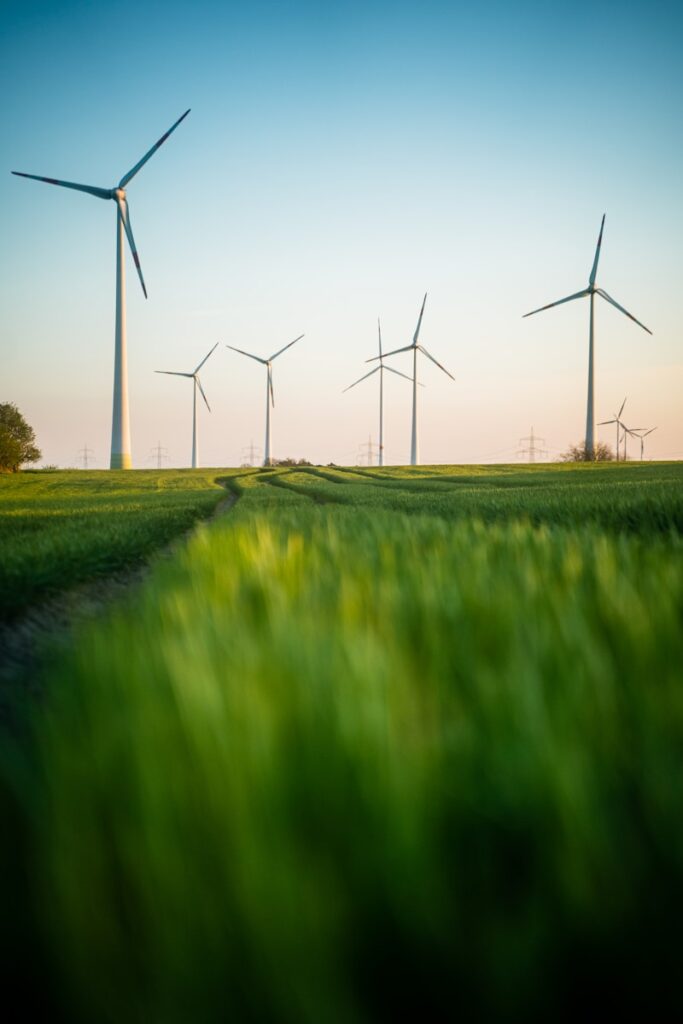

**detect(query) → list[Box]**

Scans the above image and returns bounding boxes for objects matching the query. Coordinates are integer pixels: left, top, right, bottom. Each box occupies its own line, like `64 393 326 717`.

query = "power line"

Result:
148 441 169 469
357 434 380 467
241 440 262 467
517 426 547 463
77 444 95 469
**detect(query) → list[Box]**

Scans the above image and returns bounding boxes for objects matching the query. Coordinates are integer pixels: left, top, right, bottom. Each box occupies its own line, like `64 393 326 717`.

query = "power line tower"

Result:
517 426 547 463
149 441 169 469
357 434 380 467
241 440 262 467
77 444 95 469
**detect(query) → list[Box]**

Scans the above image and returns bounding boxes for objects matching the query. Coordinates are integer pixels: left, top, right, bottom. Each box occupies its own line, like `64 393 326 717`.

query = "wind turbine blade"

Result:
269 333 304 362
195 376 211 412
598 419 616 425
155 370 193 377
117 197 147 298
618 396 627 419
11 171 111 200
643 427 657 437
342 366 380 393
413 292 427 346
383 365 417 384
589 213 606 286
268 366 274 407
378 318 383 360
367 343 413 363
596 289 652 334
418 345 455 381
194 342 219 374
523 289 590 318
225 345 267 365
119 109 191 188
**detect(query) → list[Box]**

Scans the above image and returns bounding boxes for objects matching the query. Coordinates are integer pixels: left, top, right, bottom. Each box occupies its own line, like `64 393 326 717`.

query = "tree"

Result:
560 440 614 463
0 403 41 472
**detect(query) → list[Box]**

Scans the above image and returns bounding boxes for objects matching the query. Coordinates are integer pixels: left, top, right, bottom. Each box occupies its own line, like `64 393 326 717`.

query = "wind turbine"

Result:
523 215 652 460
226 334 304 466
598 396 628 462
630 426 657 461
156 343 218 469
367 293 454 465
343 318 414 467
620 417 649 462
12 109 191 469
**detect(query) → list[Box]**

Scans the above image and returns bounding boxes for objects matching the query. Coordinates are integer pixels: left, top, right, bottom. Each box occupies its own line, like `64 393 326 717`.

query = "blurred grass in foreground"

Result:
6 465 682 1020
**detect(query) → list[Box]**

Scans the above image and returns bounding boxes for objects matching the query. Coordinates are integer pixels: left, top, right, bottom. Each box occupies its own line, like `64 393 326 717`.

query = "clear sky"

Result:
2 0 682 467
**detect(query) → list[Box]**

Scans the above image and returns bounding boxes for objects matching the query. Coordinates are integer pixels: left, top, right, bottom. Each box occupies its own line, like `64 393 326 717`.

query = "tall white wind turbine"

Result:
12 109 191 469
156 343 218 468
368 293 454 466
343 318 414 467
226 334 304 466
523 215 652 460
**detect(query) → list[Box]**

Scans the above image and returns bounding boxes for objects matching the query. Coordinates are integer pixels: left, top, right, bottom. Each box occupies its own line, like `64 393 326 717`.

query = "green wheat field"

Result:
1 462 682 1020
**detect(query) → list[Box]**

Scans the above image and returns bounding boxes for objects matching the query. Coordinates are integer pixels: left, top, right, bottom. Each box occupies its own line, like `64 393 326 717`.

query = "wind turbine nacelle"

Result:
113 187 126 201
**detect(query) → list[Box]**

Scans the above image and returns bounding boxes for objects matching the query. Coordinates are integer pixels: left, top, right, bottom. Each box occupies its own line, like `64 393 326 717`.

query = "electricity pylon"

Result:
517 427 547 463
77 444 95 469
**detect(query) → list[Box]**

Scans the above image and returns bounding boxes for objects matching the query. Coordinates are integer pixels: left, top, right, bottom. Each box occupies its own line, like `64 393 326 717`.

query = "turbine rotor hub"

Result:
113 187 126 201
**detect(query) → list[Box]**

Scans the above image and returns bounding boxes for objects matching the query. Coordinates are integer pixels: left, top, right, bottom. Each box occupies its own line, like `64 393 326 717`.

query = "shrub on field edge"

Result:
561 440 614 462
262 457 313 467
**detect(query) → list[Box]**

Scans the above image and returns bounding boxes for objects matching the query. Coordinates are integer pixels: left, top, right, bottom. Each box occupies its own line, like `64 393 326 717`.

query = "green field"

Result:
0 469 230 619
2 463 682 1020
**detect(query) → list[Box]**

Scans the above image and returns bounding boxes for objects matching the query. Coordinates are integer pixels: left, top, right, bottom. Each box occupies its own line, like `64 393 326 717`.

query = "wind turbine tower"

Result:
523 215 652 460
226 334 305 466
13 109 191 469
156 343 218 468
343 318 413 467
368 294 454 466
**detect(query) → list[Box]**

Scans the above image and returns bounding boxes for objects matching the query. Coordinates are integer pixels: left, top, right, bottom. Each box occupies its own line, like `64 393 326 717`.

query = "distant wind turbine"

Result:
343 318 414 467
367 294 454 465
620 418 649 462
156 343 218 468
599 396 628 462
523 215 652 460
12 109 191 469
226 334 304 466
631 426 657 461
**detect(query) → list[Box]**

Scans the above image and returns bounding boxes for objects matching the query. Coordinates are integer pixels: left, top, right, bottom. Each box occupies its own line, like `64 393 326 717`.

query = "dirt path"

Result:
0 488 237 732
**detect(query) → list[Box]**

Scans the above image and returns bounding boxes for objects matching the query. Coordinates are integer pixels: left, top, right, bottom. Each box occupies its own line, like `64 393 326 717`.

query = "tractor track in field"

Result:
0 486 238 733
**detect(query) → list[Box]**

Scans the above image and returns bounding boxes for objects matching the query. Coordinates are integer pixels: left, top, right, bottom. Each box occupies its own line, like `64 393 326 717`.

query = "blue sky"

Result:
2 0 682 466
